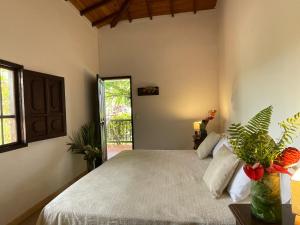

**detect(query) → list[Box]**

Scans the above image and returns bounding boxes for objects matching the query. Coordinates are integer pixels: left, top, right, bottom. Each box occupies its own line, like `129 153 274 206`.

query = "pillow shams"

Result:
196 132 220 159
203 146 240 198
212 137 229 157
227 162 251 202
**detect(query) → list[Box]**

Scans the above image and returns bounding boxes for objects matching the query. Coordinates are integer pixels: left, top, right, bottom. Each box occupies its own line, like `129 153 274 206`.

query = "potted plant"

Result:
200 109 217 141
67 122 102 172
228 106 300 223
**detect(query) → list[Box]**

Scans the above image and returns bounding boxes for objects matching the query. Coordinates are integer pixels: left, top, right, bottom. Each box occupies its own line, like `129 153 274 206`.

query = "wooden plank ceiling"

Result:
67 0 217 28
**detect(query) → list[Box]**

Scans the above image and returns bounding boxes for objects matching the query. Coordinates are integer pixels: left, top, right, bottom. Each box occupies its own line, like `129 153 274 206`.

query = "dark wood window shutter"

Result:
23 70 66 142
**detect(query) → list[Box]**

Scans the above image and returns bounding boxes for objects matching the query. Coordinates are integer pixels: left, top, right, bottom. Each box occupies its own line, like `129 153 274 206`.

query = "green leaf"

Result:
245 106 272 134
277 112 300 149
67 122 102 159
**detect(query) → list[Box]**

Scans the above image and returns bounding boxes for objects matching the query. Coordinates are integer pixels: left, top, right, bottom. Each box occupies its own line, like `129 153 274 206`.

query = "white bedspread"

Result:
37 150 236 225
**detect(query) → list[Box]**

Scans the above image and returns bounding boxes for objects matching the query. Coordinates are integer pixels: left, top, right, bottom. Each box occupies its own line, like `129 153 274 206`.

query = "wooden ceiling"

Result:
67 0 218 28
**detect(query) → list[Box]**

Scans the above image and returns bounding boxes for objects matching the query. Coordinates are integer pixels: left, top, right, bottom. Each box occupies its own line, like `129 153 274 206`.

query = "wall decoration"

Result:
23 70 66 142
138 86 159 96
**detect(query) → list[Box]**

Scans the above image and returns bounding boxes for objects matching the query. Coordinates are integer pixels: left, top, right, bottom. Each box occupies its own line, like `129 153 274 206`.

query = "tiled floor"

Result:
107 143 132 159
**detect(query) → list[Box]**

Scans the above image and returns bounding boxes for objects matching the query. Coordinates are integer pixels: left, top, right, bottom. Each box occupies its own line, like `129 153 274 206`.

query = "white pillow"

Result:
196 132 220 159
212 137 228 157
203 146 240 198
227 162 251 202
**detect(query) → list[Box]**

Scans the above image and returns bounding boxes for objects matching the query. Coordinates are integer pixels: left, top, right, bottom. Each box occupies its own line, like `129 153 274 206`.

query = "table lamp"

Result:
193 121 201 135
291 167 300 225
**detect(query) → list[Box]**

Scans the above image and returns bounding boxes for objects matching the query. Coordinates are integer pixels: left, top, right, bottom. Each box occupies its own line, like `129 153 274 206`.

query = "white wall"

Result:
217 0 300 202
0 0 99 224
218 0 300 140
99 11 220 150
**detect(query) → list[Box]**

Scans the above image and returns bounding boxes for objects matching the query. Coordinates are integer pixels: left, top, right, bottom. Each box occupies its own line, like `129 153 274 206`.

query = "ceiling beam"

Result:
110 0 131 28
193 0 197 13
145 0 152 20
92 12 118 27
80 0 112 16
170 0 174 17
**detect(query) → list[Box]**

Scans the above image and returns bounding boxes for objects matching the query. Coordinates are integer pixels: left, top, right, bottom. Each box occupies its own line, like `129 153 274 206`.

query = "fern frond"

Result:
228 123 248 150
228 123 246 140
245 106 272 134
277 112 300 149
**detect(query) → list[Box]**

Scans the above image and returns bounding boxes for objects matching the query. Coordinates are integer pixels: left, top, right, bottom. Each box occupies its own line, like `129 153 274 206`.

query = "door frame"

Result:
102 76 135 150
96 75 107 162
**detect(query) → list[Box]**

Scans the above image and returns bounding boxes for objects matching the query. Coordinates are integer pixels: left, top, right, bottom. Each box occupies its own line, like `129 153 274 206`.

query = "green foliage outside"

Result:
104 79 132 144
104 79 131 113
228 106 300 167
0 68 16 145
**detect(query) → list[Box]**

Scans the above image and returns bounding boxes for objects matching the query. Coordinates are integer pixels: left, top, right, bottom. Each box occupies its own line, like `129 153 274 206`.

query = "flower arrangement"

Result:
228 106 300 223
199 110 217 132
228 106 300 181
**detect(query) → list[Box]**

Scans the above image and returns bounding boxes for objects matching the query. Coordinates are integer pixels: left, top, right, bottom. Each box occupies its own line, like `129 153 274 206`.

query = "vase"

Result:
86 159 95 172
86 157 102 172
95 157 102 168
250 173 282 223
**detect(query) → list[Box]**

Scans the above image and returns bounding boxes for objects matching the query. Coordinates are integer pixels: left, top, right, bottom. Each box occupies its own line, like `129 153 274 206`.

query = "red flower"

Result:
243 163 265 181
277 147 300 167
207 110 217 120
266 163 292 176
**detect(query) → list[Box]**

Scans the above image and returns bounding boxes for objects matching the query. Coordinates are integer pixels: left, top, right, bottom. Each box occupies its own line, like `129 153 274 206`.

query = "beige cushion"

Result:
203 146 240 198
196 132 220 159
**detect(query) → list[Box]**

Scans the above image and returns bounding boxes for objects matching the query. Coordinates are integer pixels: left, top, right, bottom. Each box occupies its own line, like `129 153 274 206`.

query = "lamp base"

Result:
295 215 300 225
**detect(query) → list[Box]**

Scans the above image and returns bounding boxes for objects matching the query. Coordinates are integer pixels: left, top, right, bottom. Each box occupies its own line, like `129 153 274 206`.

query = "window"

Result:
0 59 27 153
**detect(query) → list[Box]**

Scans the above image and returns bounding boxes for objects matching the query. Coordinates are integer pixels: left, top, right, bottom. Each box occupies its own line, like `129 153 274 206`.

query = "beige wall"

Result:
0 0 99 224
99 11 220 149
217 0 300 202
218 0 300 141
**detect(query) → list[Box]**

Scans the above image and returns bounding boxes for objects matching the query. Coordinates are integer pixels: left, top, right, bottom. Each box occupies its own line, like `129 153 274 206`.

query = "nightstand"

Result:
193 133 201 149
229 204 295 225
192 131 207 149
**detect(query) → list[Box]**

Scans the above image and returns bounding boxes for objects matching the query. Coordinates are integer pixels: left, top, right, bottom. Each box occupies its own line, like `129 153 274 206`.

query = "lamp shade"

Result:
291 168 300 215
193 121 201 131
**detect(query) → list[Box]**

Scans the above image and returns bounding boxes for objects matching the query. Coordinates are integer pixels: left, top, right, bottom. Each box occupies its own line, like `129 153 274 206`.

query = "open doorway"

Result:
103 77 133 159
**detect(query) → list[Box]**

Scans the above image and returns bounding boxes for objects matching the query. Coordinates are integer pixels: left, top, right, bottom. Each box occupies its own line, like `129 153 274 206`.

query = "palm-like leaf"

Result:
67 122 102 159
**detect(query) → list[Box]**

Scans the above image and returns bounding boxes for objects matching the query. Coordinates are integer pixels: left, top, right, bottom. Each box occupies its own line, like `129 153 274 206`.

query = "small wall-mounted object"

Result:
138 86 159 96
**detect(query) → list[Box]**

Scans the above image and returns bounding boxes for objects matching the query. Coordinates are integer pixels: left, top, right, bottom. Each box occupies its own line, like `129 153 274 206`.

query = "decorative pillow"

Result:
227 162 251 202
203 146 240 198
196 132 220 159
212 136 230 157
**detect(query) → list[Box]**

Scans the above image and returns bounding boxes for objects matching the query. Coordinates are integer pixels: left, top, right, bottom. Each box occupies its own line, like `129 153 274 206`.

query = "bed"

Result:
37 150 236 225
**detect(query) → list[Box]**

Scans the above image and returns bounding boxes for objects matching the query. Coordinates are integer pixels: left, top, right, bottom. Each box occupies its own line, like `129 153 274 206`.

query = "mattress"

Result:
37 150 236 225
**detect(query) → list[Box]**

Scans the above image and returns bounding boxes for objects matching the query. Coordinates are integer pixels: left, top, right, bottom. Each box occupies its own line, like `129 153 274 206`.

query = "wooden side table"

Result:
193 134 202 149
229 204 295 225
193 131 207 149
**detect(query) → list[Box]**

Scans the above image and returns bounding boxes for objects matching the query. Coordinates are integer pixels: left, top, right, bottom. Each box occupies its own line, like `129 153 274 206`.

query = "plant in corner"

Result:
228 106 300 223
67 122 102 172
